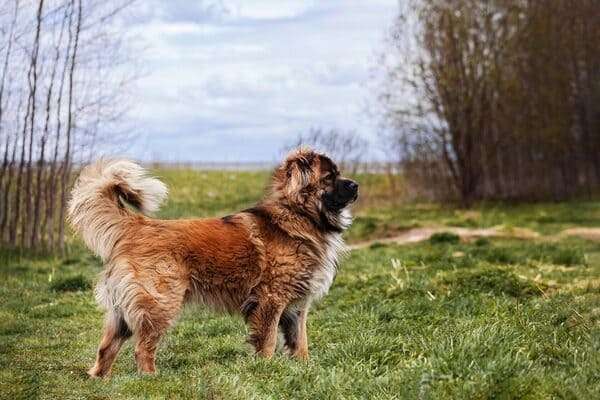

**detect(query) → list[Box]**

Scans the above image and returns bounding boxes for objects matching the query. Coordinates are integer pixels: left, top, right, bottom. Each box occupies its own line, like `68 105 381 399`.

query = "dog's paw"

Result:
293 350 309 362
87 365 109 379
137 368 157 376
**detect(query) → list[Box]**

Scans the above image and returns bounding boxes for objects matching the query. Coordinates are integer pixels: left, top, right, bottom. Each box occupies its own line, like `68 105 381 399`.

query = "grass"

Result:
429 232 461 245
152 170 600 243
350 201 600 242
1 168 600 399
49 274 92 293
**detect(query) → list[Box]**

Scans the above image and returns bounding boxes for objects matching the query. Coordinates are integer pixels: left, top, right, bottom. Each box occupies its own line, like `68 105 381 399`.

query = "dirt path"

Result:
560 228 600 242
349 226 600 250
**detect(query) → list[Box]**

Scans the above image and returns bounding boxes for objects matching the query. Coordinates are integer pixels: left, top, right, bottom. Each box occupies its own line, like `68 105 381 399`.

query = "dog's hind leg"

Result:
130 294 183 374
88 313 132 378
133 319 164 375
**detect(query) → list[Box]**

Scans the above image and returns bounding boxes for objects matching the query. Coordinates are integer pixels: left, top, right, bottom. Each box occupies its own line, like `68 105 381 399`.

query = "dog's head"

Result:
271 147 358 231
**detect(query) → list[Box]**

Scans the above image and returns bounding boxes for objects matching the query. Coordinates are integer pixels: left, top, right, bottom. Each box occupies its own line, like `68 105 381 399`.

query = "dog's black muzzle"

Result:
323 179 359 211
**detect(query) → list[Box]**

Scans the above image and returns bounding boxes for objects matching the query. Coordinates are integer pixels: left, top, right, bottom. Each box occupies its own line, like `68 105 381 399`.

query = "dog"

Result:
68 147 358 377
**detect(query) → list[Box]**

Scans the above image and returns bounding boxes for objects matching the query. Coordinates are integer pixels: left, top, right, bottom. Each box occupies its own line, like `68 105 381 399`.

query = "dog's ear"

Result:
317 154 338 177
283 148 316 196
285 157 310 194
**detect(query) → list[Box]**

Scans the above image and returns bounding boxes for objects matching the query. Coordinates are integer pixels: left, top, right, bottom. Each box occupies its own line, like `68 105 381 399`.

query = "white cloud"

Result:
223 0 317 21
120 0 398 162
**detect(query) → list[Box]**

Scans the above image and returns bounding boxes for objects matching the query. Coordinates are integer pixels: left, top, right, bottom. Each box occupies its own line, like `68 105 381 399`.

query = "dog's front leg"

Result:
247 300 285 358
293 306 309 360
280 304 310 361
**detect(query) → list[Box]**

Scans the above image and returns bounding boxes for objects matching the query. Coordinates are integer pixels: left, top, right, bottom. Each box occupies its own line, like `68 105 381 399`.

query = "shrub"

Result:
475 246 518 264
50 275 91 292
430 232 460 245
549 248 586 266
474 237 490 247
353 216 378 236
524 243 587 266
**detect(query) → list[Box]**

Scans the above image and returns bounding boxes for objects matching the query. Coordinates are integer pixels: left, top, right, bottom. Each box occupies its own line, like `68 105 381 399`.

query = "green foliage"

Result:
429 232 460 245
153 169 269 219
50 274 92 292
474 237 490 246
350 216 378 239
369 242 388 250
1 169 599 398
527 243 587 267
470 241 587 267
434 267 541 298
353 201 600 242
2 239 597 399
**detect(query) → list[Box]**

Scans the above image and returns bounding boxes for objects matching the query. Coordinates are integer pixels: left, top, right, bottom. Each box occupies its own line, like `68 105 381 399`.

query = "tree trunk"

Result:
58 0 82 254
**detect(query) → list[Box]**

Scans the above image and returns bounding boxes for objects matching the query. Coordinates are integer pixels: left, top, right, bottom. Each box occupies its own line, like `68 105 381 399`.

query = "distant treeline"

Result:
0 0 133 254
380 0 600 204
148 160 399 175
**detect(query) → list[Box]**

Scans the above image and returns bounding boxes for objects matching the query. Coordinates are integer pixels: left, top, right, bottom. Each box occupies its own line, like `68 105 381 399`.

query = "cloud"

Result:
222 0 317 22
121 0 398 162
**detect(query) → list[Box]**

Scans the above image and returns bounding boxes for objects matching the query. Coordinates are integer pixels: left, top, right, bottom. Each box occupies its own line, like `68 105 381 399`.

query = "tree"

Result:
285 127 367 174
0 0 136 254
380 0 600 204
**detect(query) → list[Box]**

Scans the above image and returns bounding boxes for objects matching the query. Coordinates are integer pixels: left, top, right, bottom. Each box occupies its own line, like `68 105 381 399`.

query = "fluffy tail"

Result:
68 159 168 261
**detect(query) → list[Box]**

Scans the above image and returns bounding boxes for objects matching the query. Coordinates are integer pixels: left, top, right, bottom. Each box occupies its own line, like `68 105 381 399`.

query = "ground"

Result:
1 170 599 399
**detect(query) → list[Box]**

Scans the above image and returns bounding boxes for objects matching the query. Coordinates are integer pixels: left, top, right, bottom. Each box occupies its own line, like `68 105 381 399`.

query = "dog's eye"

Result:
321 173 333 184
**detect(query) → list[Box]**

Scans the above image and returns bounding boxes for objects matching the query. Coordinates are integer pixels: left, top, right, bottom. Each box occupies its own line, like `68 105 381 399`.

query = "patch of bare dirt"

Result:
349 226 540 250
560 228 600 242
349 225 600 250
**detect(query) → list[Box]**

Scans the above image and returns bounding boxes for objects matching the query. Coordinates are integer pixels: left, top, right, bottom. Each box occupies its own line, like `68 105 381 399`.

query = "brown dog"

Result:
68 148 358 377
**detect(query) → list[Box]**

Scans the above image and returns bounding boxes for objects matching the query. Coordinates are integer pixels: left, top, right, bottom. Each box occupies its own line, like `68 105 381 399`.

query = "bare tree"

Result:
0 0 137 254
32 0 68 249
46 0 73 250
286 127 368 174
0 0 19 230
380 0 600 204
0 92 22 243
57 0 80 254
22 0 44 248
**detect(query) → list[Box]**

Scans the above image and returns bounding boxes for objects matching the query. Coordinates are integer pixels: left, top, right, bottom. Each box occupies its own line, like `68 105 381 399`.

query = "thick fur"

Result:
68 148 357 377
68 159 168 261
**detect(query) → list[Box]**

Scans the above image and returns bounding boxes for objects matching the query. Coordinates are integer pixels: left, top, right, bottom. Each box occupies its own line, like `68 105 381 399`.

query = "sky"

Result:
122 0 399 163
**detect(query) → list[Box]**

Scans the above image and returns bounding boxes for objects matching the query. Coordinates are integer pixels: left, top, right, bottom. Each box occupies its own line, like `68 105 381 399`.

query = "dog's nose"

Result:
346 181 358 192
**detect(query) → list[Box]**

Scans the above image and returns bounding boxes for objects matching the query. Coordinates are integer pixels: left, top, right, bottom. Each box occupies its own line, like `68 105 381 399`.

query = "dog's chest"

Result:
308 233 347 300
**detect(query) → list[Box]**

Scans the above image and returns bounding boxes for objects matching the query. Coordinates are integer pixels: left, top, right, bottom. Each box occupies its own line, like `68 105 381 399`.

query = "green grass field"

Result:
1 170 599 399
